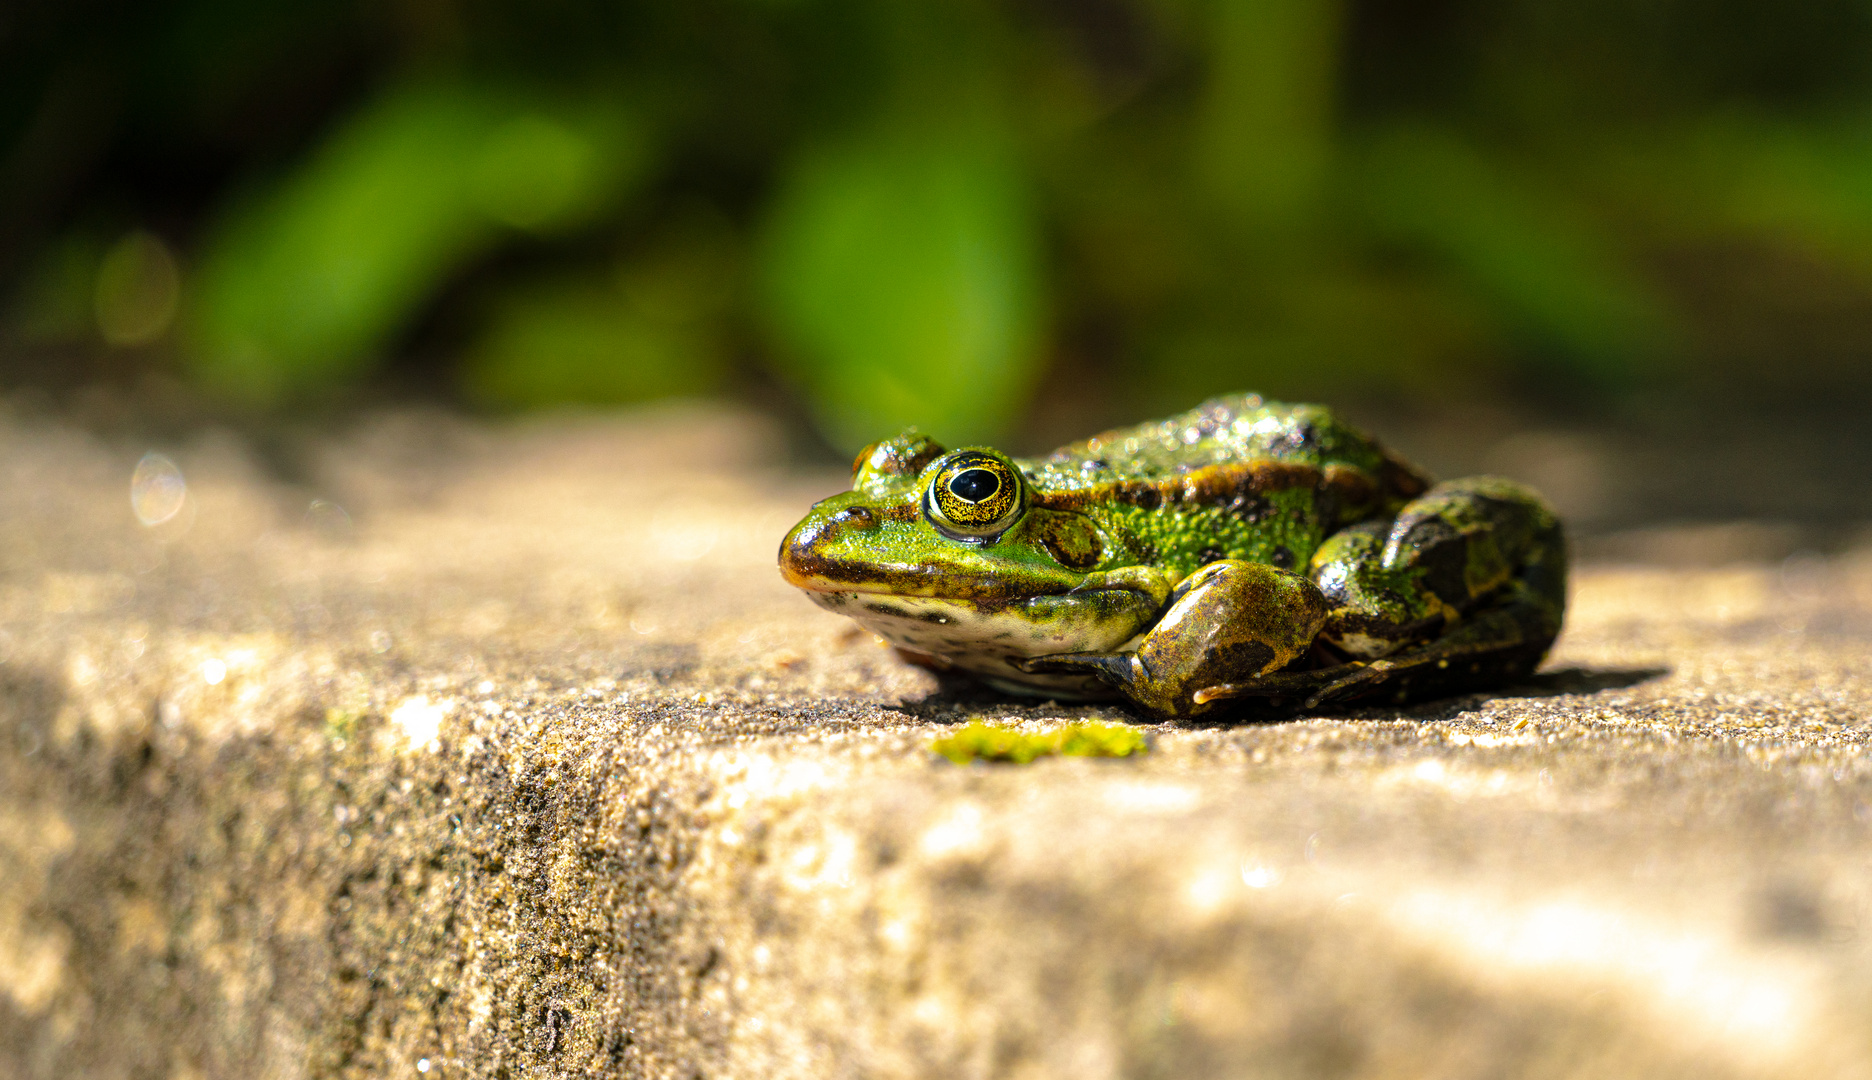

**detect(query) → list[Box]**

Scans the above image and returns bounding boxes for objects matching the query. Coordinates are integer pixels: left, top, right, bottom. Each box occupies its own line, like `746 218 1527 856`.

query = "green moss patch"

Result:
932 721 1148 765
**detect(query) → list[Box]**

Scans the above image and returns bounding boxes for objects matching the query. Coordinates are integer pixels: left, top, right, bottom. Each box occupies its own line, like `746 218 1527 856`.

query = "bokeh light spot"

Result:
305 499 354 538
95 231 181 346
130 453 187 526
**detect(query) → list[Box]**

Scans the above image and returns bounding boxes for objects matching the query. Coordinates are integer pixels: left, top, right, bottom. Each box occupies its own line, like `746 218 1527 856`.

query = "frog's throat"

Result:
802 588 1161 698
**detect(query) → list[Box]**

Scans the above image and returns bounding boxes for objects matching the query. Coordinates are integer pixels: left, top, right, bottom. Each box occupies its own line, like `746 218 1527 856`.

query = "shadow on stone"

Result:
901 645 1675 728
900 674 1057 722
1167 665 1674 729
1512 666 1670 696
902 664 1671 731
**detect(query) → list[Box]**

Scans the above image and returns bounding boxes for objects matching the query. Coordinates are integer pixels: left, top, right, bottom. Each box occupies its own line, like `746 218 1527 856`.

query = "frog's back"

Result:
1023 394 1425 493
1018 394 1432 578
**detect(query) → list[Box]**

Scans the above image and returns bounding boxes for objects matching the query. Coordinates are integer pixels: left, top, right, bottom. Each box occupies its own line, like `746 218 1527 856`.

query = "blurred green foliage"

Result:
5 0 1872 448
189 79 646 405
762 128 1042 447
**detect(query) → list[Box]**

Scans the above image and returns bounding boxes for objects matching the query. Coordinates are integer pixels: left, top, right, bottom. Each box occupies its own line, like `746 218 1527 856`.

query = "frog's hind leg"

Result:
1297 475 1567 707
1020 477 1565 719
1016 559 1329 720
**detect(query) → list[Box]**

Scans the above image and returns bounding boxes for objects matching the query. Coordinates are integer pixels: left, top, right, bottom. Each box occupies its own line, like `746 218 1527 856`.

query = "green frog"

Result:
778 394 1566 721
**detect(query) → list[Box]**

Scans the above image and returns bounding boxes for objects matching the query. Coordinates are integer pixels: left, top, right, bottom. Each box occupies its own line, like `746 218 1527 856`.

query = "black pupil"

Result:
950 469 1000 503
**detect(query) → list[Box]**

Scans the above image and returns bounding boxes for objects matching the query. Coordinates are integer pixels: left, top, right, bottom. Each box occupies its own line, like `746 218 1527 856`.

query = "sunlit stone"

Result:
391 695 450 752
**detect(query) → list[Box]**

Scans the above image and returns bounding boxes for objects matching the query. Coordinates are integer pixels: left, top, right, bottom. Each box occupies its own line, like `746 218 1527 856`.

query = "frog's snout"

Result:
779 503 880 590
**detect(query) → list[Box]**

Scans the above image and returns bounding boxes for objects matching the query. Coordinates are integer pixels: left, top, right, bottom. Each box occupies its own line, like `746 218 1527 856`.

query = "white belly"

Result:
806 591 1142 699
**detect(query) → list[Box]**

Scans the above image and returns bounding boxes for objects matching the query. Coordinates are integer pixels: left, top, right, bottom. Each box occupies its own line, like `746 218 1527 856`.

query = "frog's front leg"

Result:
1017 560 1329 720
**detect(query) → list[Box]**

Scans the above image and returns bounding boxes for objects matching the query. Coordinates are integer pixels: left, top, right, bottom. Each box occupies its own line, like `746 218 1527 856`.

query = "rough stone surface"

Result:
2 405 1871 1079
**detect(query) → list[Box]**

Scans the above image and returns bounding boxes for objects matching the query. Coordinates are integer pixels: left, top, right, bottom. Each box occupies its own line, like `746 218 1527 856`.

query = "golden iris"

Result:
925 451 1024 540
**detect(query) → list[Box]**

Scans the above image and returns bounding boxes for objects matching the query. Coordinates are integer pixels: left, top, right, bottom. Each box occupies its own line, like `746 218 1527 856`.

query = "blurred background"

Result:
3 0 1871 545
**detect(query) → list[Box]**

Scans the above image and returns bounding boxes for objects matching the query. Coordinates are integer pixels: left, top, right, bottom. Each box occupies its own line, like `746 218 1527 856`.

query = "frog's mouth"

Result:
778 508 1092 606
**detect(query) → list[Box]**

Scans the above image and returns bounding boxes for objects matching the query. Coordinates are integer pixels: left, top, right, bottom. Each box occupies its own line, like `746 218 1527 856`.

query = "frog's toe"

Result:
1191 665 1361 707
1302 661 1392 709
1015 651 1133 683
1192 681 1279 705
1012 653 1074 674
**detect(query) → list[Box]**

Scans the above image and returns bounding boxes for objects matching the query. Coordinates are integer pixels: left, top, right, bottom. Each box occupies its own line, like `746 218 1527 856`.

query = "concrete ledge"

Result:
3 407 1871 1079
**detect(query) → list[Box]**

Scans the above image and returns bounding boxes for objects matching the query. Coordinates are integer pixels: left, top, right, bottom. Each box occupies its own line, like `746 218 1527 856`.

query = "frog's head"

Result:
778 430 1169 697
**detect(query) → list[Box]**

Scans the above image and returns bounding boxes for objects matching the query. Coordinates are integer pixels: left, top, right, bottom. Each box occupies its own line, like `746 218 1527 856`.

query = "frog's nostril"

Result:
834 506 877 529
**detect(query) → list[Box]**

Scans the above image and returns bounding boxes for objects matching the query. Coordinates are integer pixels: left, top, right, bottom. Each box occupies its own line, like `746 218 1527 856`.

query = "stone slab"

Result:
2 406 1870 1079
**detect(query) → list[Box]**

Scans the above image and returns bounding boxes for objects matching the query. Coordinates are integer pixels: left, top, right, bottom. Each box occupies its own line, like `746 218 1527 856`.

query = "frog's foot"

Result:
1299 661 1394 708
1248 589 1558 710
1015 651 1129 682
1197 634 1546 713
1019 560 1329 721
1187 663 1373 708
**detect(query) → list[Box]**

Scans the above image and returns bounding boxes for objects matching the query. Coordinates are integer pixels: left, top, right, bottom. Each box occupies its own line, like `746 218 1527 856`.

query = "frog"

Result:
777 393 1566 721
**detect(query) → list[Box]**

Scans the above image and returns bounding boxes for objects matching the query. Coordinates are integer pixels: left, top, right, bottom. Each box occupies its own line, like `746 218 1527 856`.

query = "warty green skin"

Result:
778 394 1567 720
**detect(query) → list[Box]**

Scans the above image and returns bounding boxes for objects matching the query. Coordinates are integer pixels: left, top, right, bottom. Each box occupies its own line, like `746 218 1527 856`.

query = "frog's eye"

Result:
924 451 1025 541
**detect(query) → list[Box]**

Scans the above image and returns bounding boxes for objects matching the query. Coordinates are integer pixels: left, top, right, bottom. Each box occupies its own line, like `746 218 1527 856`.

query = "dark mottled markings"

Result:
862 600 951 624
1037 515 1104 570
